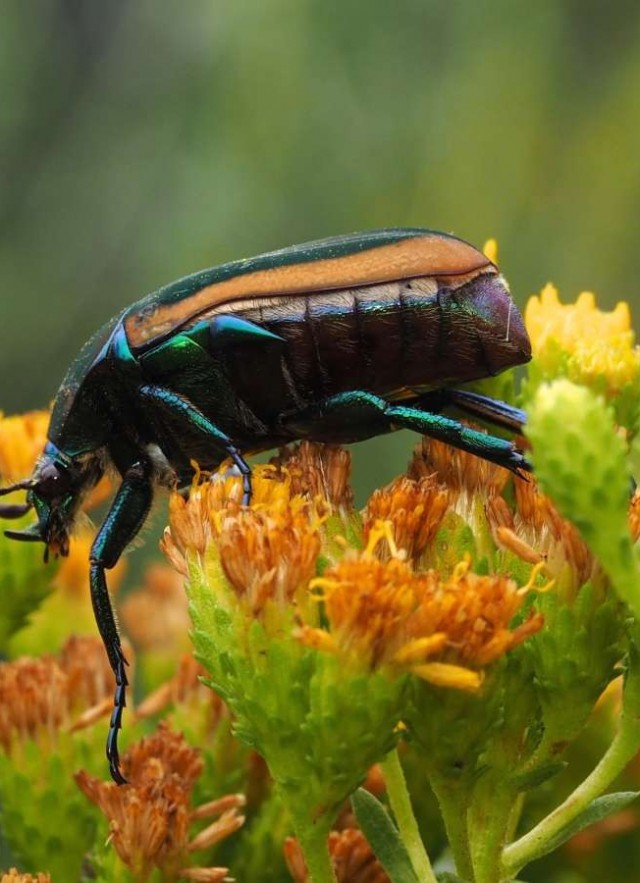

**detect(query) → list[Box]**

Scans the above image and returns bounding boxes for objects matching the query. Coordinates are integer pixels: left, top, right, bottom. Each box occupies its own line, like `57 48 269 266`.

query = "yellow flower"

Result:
525 284 640 393
0 411 49 482
75 722 245 882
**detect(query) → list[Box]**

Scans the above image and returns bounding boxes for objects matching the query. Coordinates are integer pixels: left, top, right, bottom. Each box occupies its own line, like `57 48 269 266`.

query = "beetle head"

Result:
0 442 104 559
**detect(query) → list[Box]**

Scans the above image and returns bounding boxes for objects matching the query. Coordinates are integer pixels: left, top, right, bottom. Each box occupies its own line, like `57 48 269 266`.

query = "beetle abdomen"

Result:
190 265 529 424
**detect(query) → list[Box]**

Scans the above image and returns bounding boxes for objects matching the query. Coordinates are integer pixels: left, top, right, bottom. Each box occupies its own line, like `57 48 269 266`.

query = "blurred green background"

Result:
2 0 640 484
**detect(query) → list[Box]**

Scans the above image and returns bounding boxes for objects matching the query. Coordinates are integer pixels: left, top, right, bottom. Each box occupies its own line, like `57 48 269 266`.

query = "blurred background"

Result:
2 0 640 486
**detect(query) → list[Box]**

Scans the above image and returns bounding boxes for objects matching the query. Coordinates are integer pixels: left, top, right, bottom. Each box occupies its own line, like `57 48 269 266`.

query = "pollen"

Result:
525 284 640 393
75 722 245 881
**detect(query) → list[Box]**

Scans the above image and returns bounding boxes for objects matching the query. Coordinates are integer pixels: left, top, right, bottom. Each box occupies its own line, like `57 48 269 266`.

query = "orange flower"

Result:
364 474 449 564
1 870 51 883
285 829 391 883
271 441 354 511
300 530 543 692
75 723 244 881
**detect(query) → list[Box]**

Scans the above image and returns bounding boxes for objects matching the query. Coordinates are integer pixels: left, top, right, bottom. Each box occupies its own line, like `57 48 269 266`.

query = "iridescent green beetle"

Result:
0 228 531 782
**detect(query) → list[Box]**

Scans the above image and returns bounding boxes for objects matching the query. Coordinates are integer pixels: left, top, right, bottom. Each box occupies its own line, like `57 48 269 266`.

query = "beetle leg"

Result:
415 388 526 434
138 385 252 503
90 458 154 784
291 390 530 474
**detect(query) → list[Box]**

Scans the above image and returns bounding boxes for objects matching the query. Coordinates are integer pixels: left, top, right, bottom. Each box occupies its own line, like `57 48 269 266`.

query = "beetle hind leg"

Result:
284 390 530 475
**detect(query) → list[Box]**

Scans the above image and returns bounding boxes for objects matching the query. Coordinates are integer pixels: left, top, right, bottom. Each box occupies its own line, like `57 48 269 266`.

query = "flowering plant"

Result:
1 251 640 882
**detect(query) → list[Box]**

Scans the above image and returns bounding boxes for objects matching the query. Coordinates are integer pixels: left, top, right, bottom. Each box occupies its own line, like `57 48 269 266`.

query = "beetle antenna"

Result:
4 523 43 542
0 502 33 519
0 479 37 496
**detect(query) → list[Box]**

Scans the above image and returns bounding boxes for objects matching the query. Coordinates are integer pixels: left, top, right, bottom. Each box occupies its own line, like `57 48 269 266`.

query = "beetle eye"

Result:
37 462 70 499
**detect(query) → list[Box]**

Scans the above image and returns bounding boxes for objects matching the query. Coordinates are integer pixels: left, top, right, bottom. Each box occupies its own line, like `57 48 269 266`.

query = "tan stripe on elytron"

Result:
126 234 491 348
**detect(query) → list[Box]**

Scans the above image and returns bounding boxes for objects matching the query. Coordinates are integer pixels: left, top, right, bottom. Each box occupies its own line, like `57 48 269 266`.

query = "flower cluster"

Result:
1 272 640 883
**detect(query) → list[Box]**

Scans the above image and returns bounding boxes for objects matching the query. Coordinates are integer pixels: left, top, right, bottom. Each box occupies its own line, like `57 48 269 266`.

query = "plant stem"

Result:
502 716 640 877
293 815 337 883
467 776 514 883
427 771 474 881
381 749 438 883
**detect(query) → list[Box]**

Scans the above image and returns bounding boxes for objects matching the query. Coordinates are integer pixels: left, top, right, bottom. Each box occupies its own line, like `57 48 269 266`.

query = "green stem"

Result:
502 716 640 878
467 777 515 883
292 815 337 883
381 749 438 883
428 772 474 881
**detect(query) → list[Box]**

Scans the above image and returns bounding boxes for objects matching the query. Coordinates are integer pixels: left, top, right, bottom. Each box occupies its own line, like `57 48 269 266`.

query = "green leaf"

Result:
351 788 419 883
436 874 470 883
513 760 567 792
529 791 639 861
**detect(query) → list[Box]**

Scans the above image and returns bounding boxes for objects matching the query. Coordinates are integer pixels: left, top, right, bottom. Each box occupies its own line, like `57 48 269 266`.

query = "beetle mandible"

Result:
0 228 531 783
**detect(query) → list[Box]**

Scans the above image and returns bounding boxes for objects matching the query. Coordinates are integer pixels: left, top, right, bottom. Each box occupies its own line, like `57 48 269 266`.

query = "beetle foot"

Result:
107 650 129 785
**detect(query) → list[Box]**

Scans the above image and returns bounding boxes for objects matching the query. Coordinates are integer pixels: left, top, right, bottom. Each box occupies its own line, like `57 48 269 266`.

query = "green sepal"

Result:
188 553 406 826
524 584 626 746
526 380 640 617
351 788 420 883
512 759 567 793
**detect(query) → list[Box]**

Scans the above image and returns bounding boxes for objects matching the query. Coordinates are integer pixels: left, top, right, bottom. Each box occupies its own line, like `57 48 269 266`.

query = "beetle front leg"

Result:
90 458 154 784
138 384 252 503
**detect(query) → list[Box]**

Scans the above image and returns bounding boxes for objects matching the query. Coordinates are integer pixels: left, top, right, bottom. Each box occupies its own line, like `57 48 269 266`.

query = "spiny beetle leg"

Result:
301 390 530 475
440 389 526 434
138 385 253 504
90 459 154 784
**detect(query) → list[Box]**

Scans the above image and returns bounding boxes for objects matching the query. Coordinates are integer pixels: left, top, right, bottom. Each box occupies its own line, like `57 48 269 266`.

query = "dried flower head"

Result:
363 475 449 564
271 441 354 511
76 722 244 881
410 435 512 500
215 503 321 617
0 636 128 751
0 656 67 753
488 478 596 595
285 828 391 883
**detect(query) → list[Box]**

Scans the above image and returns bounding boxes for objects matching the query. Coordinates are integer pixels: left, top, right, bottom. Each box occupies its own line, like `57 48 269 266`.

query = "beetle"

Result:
0 228 531 783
